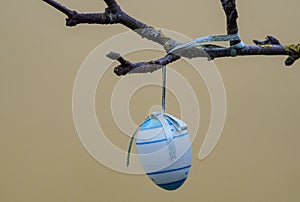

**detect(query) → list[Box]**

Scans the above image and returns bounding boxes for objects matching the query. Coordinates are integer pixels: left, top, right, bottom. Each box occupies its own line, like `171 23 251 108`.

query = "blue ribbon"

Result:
168 33 245 54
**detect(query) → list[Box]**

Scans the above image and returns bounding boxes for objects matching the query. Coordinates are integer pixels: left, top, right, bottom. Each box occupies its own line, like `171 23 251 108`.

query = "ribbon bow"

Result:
126 112 187 167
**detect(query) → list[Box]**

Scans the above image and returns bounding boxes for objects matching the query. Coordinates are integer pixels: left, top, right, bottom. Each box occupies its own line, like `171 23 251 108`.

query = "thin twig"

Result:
42 0 73 16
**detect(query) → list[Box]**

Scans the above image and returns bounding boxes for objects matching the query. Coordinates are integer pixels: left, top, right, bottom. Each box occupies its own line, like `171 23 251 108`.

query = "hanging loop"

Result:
126 65 188 166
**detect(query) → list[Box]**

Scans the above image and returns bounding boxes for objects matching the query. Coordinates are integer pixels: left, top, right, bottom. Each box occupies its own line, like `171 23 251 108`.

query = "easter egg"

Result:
135 113 192 191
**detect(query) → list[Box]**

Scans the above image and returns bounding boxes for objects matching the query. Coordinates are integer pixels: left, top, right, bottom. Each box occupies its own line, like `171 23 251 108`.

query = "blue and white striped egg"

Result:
136 115 192 191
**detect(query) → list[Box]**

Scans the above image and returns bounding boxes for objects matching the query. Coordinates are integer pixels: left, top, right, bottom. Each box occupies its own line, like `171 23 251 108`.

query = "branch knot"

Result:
65 10 79 26
285 44 300 66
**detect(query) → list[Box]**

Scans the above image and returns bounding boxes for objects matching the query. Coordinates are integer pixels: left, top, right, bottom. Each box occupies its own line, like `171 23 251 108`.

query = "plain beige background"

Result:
1 0 300 201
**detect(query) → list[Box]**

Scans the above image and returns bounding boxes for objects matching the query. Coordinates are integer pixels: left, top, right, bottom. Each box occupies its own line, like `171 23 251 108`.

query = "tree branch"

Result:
220 0 240 46
42 0 73 17
42 0 300 75
107 52 180 76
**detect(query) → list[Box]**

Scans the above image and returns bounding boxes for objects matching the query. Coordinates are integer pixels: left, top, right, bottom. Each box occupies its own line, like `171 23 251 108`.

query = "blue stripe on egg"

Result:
136 132 189 145
147 165 191 175
157 178 188 191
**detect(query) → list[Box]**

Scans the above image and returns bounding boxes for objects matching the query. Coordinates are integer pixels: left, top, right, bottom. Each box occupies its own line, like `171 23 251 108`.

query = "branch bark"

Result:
107 52 180 76
42 0 300 75
220 0 240 46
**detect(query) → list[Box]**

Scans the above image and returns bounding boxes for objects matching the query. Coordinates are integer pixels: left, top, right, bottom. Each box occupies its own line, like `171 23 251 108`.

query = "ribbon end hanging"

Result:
126 124 141 167
161 65 167 114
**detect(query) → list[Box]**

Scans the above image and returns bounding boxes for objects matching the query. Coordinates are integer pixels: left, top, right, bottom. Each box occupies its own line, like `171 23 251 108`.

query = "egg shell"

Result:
136 117 192 191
